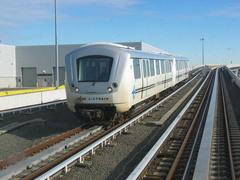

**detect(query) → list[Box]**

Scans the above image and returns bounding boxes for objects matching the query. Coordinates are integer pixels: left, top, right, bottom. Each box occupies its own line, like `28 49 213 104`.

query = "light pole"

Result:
200 38 205 66
55 0 59 87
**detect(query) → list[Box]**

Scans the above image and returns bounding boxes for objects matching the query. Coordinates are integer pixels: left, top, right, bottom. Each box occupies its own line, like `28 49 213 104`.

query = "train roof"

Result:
67 42 188 61
173 55 189 61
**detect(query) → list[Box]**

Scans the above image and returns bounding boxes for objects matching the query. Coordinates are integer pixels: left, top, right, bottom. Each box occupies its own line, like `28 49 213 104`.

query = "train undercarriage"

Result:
74 85 180 126
74 105 121 125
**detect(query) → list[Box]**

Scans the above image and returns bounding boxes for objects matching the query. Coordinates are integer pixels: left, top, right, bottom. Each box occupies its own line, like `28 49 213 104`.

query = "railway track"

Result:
209 70 240 179
127 68 213 179
128 68 240 180
0 69 204 179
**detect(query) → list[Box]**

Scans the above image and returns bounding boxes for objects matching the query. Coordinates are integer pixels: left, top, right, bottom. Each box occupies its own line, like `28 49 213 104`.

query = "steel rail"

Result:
166 70 213 179
127 71 210 180
0 126 84 170
220 72 236 180
182 73 214 179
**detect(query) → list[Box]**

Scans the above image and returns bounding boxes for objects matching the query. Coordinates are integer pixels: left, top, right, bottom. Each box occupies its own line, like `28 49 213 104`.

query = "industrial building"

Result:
0 42 168 88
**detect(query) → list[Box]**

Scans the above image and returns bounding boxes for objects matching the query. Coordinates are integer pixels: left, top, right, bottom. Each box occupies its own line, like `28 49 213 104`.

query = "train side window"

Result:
161 60 165 74
184 61 187 69
166 61 169 73
133 59 141 79
176 60 179 71
147 60 150 77
186 61 189 69
181 61 184 70
169 61 172 72
150 60 155 76
156 60 160 75
143 60 147 77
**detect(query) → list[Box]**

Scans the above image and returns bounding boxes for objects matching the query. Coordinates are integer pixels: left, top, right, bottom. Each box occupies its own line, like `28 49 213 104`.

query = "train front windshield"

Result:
77 55 113 82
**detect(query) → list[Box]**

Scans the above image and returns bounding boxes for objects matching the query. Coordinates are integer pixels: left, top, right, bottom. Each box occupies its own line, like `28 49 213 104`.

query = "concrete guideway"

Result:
225 65 240 88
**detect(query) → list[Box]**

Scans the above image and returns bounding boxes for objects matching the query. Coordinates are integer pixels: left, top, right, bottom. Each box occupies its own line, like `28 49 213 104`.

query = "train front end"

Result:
65 43 132 123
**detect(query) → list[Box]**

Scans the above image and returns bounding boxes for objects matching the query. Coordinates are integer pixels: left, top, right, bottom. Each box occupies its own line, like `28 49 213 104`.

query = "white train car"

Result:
65 43 189 123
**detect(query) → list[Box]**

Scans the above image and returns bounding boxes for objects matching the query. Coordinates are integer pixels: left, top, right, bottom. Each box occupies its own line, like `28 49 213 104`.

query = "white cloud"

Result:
0 20 20 27
210 4 240 18
0 1 54 27
57 0 139 8
0 0 141 44
0 0 140 27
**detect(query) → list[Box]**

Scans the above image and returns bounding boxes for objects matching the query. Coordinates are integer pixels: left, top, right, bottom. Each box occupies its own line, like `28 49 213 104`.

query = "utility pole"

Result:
200 38 205 66
55 0 59 87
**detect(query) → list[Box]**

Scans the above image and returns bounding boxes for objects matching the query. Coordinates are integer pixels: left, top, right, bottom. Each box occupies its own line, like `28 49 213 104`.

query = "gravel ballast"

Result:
0 106 81 160
60 122 160 180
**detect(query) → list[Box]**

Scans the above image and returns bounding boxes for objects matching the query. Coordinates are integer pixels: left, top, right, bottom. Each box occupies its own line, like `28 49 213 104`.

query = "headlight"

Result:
74 87 80 92
107 87 113 93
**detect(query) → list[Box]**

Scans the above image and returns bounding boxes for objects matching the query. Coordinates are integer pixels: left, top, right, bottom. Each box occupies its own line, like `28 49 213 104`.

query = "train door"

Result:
133 58 142 101
141 59 149 98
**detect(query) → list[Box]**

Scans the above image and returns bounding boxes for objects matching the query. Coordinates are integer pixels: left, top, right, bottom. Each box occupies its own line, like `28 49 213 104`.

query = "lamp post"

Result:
55 0 59 87
200 38 205 66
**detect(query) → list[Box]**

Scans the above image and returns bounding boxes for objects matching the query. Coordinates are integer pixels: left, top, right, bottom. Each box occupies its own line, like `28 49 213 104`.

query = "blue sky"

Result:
0 0 240 67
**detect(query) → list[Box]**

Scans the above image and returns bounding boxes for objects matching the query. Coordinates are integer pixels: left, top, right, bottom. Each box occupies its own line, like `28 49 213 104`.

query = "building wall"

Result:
141 42 169 54
121 42 168 54
0 44 16 88
16 44 82 87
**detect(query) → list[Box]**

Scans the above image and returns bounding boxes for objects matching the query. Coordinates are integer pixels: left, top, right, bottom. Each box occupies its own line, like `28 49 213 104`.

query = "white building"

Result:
0 44 16 88
0 42 168 88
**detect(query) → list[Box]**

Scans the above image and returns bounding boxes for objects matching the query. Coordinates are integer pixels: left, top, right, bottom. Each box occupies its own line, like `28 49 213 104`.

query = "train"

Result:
65 42 189 124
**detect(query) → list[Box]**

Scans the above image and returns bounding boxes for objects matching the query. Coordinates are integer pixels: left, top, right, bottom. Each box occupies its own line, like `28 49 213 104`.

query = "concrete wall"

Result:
0 44 16 88
226 65 240 88
0 78 16 88
0 89 66 111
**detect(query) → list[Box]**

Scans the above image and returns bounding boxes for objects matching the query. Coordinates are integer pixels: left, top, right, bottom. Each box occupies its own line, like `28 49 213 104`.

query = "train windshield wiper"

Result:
92 72 104 86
